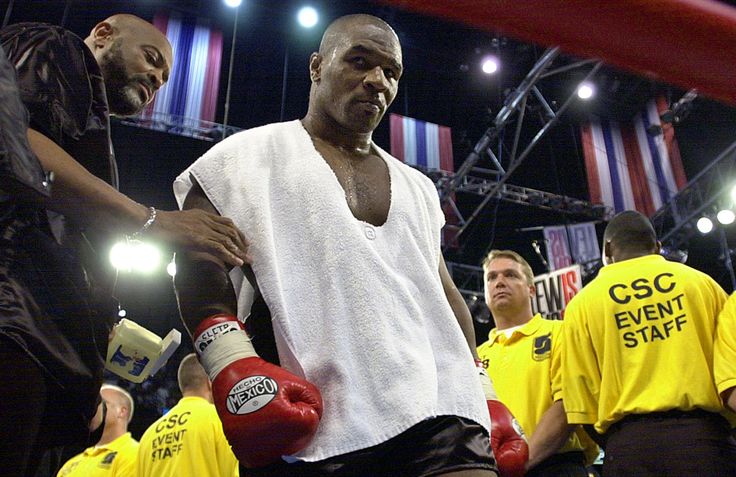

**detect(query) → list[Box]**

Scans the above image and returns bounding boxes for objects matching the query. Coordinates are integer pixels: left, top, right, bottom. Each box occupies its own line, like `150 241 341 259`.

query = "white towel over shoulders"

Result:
173 120 490 461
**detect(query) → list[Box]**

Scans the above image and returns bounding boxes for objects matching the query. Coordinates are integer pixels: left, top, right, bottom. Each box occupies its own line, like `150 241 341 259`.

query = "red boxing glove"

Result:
476 360 528 477
487 400 529 477
194 314 323 467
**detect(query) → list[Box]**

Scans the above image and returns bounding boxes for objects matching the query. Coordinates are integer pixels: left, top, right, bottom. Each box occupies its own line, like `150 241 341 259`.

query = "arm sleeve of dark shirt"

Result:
0 23 116 187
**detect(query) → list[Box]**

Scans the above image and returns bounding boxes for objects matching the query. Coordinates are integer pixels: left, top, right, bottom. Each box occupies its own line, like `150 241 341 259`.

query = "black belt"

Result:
609 408 725 433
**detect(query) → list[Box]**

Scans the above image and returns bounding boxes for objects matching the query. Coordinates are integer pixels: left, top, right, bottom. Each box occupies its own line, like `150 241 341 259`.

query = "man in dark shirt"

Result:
0 14 248 476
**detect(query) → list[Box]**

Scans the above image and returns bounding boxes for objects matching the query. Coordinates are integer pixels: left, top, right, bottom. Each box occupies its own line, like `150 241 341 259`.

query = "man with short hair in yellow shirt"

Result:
57 384 138 477
562 210 736 476
477 250 596 476
137 353 239 477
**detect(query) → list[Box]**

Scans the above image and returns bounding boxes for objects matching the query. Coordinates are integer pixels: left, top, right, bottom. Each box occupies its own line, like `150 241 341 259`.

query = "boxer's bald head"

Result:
318 15 399 58
305 14 402 138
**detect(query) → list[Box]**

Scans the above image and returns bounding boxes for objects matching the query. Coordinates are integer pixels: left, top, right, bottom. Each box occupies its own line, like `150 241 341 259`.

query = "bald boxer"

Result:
173 13 528 477
0 14 246 476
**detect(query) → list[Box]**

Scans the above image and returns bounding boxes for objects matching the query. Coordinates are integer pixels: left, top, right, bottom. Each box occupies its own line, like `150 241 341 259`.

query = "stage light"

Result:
110 241 133 272
481 56 499 75
577 82 595 99
223 0 242 7
297 6 318 28
717 209 735 225
167 259 177 277
133 242 162 274
118 308 127 318
109 240 163 274
697 216 714 234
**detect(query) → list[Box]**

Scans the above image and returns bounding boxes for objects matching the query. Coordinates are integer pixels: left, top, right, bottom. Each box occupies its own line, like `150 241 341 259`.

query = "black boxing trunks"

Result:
244 415 498 477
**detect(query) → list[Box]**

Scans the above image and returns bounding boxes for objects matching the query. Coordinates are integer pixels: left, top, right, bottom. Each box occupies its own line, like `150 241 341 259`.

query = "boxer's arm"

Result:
525 400 575 471
26 128 248 267
173 180 323 468
439 254 479 358
173 179 240 334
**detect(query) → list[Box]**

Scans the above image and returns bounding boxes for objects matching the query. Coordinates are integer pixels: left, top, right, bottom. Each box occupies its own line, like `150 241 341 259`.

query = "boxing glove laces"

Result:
194 314 323 467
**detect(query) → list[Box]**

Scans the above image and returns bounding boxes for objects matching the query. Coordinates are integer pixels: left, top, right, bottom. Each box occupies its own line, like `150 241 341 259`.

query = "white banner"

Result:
531 264 582 320
543 222 600 271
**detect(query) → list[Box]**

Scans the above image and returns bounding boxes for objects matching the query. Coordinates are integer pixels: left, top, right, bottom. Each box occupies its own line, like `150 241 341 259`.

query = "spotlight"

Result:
133 242 162 274
167 259 177 277
297 6 318 28
110 241 134 272
717 209 735 225
696 216 714 234
481 56 499 75
118 308 127 318
577 82 595 100
223 0 242 7
109 240 163 274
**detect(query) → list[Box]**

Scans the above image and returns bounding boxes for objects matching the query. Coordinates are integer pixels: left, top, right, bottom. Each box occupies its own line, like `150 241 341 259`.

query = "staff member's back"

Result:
562 210 736 476
137 353 239 477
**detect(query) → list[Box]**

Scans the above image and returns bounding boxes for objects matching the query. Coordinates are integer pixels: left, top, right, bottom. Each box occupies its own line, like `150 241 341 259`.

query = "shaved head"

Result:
305 13 402 136
89 14 171 57
100 383 135 423
319 14 399 57
603 210 658 262
103 14 157 32
84 13 172 116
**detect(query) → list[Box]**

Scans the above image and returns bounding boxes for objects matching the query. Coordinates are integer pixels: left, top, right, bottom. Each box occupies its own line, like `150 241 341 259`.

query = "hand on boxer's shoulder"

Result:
153 209 251 267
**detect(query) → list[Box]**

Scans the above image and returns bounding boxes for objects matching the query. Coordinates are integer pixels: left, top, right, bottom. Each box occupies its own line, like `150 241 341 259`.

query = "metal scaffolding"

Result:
438 47 606 242
650 139 736 248
434 169 611 220
650 139 736 288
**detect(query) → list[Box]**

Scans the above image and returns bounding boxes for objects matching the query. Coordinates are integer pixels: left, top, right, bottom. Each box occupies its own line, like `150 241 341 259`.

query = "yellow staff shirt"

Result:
562 254 730 433
137 396 239 477
478 314 597 463
715 292 736 397
57 433 138 477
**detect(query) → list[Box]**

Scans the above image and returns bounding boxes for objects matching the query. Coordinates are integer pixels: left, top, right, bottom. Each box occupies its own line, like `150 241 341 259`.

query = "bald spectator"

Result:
57 384 139 477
